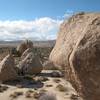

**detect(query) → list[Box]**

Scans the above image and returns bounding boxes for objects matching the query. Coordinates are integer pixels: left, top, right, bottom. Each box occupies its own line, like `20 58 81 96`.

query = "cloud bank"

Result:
0 10 74 41
0 17 62 41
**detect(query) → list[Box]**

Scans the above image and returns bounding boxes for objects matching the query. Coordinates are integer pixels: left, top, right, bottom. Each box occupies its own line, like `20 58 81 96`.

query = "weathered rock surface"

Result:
17 40 33 55
0 54 18 82
21 48 33 60
19 52 43 75
49 12 100 100
43 60 61 70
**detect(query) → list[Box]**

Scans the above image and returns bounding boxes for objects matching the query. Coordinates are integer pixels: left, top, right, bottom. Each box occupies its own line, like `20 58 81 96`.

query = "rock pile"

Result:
49 12 100 100
0 40 43 82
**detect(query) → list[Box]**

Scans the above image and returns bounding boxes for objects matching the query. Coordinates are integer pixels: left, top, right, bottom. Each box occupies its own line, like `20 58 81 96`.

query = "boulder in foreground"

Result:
49 12 100 100
0 54 18 82
19 52 43 75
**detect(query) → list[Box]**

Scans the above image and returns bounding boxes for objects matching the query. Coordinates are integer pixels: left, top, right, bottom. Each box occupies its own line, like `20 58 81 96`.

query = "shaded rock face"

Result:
0 54 18 82
49 12 100 100
17 40 33 55
19 52 43 75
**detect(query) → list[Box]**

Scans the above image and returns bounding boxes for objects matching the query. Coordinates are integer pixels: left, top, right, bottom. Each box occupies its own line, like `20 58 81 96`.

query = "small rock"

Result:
16 84 23 88
35 76 49 82
51 71 64 77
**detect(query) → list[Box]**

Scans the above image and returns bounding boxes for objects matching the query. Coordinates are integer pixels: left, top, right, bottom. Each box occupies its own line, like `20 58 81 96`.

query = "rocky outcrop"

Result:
17 40 33 55
18 52 43 75
21 48 33 60
0 54 18 82
49 12 100 100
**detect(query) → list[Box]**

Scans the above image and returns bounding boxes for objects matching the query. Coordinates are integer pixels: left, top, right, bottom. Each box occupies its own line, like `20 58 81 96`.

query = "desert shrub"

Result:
53 78 61 83
56 84 67 92
25 90 34 98
9 91 23 99
11 48 21 57
0 85 8 92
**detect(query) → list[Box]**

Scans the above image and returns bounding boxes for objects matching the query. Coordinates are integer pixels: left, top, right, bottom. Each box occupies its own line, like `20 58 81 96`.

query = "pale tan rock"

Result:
17 40 33 55
21 48 33 60
49 12 100 100
0 54 18 82
43 60 60 70
19 52 43 75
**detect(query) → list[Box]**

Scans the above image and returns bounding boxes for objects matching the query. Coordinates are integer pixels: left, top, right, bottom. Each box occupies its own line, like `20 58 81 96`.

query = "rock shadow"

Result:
3 77 44 89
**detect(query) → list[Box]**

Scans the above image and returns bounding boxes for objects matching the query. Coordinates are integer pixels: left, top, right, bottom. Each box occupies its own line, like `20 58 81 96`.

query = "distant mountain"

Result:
0 40 56 47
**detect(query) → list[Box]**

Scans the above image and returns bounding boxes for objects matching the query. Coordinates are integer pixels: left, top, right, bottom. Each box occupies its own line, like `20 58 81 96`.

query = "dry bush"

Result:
53 78 61 83
0 85 8 92
56 84 67 92
10 91 23 99
25 90 34 98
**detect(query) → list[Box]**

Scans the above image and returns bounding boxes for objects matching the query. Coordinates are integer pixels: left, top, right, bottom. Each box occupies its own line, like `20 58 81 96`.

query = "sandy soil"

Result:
0 70 81 100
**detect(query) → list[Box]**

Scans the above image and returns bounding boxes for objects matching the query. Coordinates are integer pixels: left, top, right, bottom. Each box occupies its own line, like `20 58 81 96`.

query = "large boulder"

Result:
18 52 43 75
0 54 18 82
49 12 100 100
17 40 33 55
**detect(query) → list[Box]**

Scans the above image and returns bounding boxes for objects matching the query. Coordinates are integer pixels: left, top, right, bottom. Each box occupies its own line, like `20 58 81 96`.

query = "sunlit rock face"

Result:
49 12 100 100
0 54 18 82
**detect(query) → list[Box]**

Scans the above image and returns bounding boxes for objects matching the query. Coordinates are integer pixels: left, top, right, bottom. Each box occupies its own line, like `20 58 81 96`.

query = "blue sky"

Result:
0 0 99 41
0 0 99 20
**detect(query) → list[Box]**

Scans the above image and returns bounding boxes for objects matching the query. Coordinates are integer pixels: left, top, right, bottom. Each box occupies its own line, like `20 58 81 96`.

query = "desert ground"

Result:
0 41 81 100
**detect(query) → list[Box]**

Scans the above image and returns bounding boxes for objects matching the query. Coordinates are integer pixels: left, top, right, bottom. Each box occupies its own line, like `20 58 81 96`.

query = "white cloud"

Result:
0 10 74 41
63 10 74 19
0 17 62 41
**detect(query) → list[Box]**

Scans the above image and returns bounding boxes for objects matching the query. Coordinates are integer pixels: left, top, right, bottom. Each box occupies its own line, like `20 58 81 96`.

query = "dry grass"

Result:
45 84 53 87
33 92 40 99
56 84 67 92
16 84 23 88
0 85 8 93
9 91 23 99
53 78 61 83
